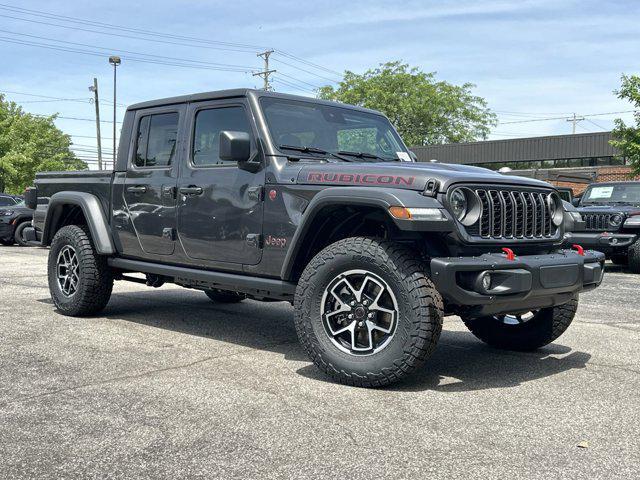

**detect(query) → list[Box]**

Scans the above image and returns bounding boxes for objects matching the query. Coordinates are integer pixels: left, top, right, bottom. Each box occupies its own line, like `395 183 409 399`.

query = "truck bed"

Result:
33 170 114 232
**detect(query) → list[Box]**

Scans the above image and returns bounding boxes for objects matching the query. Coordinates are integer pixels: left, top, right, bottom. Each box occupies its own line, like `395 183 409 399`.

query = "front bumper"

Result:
0 221 14 240
430 249 605 317
565 232 637 254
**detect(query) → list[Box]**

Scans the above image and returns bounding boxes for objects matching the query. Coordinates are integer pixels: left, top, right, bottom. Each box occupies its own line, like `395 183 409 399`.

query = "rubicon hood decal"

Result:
306 172 415 187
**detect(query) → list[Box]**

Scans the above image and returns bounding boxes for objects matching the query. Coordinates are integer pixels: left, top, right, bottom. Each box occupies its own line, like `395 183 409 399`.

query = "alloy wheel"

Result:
321 269 398 356
56 245 79 297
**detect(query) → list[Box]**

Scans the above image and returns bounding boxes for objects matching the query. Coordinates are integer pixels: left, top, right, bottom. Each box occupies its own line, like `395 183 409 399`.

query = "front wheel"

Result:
461 297 578 351
14 221 30 246
294 237 443 388
48 225 114 316
628 241 640 274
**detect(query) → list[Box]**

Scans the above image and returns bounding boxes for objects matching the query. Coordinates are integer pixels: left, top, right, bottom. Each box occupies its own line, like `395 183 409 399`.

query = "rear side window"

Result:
134 112 179 168
192 106 251 166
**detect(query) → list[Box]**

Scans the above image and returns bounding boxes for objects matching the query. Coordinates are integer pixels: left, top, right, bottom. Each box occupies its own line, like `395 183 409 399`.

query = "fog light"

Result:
481 272 492 290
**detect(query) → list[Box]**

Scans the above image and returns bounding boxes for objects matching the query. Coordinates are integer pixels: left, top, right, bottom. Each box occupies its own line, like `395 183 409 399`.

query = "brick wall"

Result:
548 166 640 195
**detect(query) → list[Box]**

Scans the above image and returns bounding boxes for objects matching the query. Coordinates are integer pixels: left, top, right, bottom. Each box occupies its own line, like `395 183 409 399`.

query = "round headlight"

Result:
450 189 467 220
449 188 482 226
610 214 623 227
547 193 564 226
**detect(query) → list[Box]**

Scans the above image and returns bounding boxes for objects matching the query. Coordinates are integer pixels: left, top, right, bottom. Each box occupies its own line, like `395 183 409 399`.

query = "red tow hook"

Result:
572 244 585 256
502 247 516 261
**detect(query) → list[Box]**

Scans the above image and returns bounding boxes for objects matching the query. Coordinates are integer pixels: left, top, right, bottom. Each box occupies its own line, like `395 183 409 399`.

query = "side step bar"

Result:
108 257 296 301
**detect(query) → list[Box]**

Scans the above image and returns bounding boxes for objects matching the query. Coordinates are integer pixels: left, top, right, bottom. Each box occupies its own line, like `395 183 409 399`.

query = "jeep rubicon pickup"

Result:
24 89 605 387
565 181 640 273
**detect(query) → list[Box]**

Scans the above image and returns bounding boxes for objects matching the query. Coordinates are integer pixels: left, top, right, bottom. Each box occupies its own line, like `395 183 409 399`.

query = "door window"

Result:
192 106 251 166
134 112 179 168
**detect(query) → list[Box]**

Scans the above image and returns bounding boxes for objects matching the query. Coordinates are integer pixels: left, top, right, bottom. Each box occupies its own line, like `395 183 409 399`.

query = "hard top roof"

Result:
127 88 383 116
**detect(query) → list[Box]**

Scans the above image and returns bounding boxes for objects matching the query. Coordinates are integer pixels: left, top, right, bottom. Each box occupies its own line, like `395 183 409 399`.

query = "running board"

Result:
108 257 296 301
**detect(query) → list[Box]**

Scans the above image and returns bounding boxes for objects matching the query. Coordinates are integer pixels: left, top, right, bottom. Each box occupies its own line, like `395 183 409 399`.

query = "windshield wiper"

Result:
278 144 354 162
337 150 398 162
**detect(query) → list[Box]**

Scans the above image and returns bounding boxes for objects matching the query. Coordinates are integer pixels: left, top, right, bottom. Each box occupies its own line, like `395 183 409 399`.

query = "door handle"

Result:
179 186 203 196
126 185 147 194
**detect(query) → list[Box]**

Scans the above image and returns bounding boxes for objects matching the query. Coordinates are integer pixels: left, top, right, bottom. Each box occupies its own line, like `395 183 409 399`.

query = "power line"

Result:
499 110 635 125
0 37 255 73
1 89 128 107
0 3 340 78
0 4 265 51
0 29 256 71
270 56 341 84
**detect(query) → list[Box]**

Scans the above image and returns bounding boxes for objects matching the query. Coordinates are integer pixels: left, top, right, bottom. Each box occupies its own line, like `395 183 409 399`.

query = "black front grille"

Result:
460 187 558 240
581 213 620 231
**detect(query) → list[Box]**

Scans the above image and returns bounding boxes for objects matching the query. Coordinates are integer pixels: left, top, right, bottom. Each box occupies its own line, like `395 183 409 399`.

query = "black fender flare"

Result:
42 191 115 255
280 186 452 280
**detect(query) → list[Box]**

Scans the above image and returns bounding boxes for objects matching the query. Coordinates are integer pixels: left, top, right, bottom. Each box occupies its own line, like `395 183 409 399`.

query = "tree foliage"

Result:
318 61 496 146
611 74 640 175
0 95 86 194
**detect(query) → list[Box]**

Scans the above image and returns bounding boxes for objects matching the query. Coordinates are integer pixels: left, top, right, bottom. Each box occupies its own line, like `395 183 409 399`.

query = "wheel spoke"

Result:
56 246 79 297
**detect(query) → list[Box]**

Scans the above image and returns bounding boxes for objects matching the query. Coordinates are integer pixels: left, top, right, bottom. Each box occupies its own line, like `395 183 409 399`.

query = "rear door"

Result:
177 99 264 265
123 105 185 256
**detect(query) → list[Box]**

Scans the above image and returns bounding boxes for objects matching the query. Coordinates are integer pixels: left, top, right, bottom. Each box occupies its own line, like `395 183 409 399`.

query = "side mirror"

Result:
571 198 581 207
220 130 250 161
219 130 260 172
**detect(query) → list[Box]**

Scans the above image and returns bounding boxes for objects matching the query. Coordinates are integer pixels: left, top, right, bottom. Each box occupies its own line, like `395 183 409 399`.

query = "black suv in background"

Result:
568 181 640 272
0 196 33 246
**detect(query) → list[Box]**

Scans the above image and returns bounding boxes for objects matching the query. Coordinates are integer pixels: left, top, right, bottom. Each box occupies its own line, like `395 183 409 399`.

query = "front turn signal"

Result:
389 207 446 221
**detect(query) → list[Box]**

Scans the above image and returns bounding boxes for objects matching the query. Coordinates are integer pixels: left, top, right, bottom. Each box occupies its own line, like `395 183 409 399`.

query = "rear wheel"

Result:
462 297 578 351
610 254 628 266
0 238 13 246
48 225 113 316
628 241 640 274
14 221 30 246
204 289 245 303
294 237 443 388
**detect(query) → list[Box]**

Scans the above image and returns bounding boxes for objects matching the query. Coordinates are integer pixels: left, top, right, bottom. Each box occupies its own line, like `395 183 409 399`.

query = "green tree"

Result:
610 74 640 175
0 95 86 194
318 61 496 146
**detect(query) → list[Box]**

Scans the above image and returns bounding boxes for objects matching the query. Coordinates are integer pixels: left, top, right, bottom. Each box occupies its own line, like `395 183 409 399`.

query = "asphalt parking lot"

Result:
0 246 638 479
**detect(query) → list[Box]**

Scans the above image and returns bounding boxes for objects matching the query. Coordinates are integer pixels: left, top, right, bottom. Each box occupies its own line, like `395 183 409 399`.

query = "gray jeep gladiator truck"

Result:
566 181 640 272
24 89 605 387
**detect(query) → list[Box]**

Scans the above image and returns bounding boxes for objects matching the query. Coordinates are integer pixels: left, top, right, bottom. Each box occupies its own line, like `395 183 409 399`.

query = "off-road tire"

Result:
628 241 640 274
204 289 246 303
462 296 578 351
294 237 443 388
610 254 628 266
14 221 30 246
48 225 113 316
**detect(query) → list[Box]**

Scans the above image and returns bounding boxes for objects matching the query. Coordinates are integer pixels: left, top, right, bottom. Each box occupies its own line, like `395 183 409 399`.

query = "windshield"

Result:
260 97 409 161
0 196 17 207
581 184 640 206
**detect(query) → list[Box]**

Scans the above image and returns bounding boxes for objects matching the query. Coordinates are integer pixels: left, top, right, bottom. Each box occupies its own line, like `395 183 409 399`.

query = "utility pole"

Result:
253 50 276 91
88 78 103 170
566 112 585 134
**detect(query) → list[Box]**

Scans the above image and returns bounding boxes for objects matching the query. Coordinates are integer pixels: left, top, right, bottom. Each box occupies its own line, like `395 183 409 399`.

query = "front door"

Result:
123 106 184 256
177 99 264 265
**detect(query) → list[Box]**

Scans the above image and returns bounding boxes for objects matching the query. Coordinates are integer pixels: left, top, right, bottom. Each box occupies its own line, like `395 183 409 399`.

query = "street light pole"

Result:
108 56 121 164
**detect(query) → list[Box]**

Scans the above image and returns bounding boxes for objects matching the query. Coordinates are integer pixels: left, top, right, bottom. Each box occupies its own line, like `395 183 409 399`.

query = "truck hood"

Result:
296 161 553 192
577 204 640 214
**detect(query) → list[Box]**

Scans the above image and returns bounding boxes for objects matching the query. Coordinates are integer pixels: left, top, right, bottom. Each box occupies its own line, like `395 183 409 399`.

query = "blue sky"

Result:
1 0 638 168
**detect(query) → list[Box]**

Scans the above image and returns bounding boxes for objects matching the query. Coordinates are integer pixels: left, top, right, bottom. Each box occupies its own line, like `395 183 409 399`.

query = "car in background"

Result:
0 199 34 246
568 181 640 272
557 186 574 203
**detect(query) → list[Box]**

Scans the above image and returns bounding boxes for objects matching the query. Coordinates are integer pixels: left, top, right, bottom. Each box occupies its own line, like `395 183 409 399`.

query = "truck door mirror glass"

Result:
571 198 581 207
219 130 252 165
